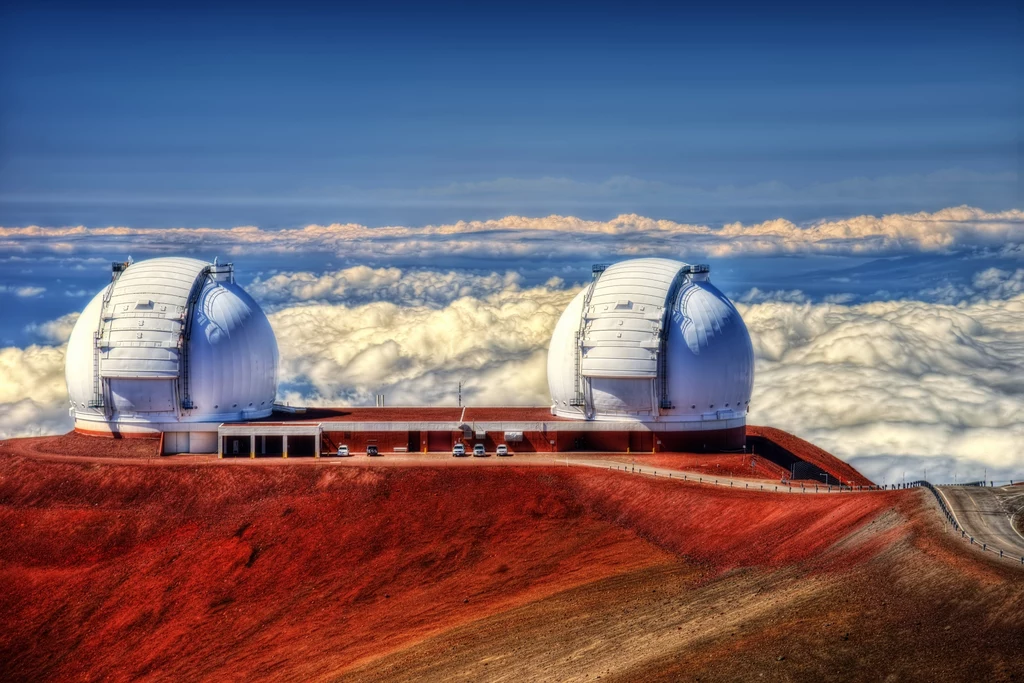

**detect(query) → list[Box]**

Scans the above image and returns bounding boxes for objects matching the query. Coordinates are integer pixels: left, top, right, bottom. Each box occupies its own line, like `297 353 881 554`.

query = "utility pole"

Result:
458 381 462 408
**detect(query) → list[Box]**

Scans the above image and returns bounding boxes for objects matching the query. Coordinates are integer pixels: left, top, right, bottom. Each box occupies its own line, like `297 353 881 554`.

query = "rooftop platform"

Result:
258 406 573 423
220 406 746 434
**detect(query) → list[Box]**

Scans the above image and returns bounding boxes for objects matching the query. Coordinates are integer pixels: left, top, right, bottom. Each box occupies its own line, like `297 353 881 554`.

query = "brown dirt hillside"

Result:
0 444 1020 682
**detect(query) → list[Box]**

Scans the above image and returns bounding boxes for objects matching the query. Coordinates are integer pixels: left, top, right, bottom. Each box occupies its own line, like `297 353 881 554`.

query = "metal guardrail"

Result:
603 463 883 493
900 480 1022 567
598 466 1024 567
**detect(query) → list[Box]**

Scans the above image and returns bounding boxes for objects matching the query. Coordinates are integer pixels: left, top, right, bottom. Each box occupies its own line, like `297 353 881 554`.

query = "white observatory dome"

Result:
66 257 279 445
548 258 754 425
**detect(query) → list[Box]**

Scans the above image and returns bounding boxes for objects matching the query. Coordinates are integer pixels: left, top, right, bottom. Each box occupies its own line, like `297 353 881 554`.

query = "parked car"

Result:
366 445 380 456
337 445 350 457
473 444 487 457
452 443 466 457
496 444 510 456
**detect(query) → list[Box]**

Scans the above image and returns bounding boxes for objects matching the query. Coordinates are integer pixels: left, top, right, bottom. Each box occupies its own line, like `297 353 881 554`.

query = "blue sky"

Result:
1 0 1022 484
1 0 1021 227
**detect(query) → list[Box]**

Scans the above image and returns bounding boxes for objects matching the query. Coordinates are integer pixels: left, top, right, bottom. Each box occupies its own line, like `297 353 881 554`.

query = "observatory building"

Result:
215 256 753 456
66 256 753 456
65 257 279 453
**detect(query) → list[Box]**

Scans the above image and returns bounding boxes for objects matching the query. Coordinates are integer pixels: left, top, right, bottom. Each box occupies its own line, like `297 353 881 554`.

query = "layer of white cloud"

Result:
24 312 79 344
250 266 556 308
738 293 1024 484
270 281 578 407
919 267 1024 305
0 344 73 438
0 285 46 297
1 266 1021 486
2 205 1022 261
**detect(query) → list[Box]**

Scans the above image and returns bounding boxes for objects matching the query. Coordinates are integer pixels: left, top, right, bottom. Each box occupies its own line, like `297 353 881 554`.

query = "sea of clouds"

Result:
1 206 1022 485
2 205 1022 262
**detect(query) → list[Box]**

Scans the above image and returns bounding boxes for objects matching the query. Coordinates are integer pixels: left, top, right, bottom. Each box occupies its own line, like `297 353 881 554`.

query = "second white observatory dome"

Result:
548 258 754 424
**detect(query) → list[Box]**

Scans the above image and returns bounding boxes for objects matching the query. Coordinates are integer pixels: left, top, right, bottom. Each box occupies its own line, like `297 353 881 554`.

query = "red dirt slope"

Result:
12 431 161 459
748 425 874 486
2 440 1020 681
1 451 891 682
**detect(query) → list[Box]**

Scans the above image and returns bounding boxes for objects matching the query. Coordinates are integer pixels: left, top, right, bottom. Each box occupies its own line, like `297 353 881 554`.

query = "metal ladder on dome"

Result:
89 260 131 409
569 264 608 410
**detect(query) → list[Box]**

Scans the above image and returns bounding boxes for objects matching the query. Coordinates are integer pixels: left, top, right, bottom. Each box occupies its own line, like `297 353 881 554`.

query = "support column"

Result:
314 431 321 459
218 434 223 459
282 435 289 459
250 434 255 459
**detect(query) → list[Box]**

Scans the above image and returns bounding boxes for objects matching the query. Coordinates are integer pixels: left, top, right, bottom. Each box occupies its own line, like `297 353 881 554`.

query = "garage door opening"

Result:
287 435 316 457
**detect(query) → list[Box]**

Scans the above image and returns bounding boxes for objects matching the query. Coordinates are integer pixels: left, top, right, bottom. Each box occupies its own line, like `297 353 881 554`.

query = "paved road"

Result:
937 484 1024 559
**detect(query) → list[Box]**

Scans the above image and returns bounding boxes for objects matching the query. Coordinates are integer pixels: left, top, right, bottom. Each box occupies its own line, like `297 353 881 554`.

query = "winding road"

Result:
937 484 1024 559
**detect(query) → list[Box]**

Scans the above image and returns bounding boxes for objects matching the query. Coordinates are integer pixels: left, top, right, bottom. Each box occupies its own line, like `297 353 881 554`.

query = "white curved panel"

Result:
188 281 278 417
580 258 683 380
547 288 587 416
99 258 208 379
65 288 107 414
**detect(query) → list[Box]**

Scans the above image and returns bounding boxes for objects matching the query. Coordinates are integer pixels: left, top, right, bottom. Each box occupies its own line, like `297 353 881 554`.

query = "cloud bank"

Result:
249 266 559 308
1 266 1021 485
0 285 46 297
2 206 1022 262
0 344 72 439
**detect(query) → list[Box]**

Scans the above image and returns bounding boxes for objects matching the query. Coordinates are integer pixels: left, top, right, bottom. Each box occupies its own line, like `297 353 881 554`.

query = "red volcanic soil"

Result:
748 425 874 487
1 445 1021 681
596 452 790 481
9 431 160 459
